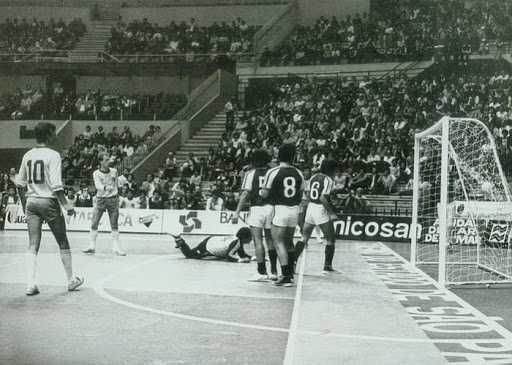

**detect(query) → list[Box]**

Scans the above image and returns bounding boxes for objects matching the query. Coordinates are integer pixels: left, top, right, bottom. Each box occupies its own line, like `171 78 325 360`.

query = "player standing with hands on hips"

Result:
15 122 84 296
82 152 126 256
260 144 304 287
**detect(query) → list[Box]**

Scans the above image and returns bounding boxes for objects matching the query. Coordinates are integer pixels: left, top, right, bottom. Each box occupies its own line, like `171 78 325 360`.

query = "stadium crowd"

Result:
261 0 512 66
106 17 260 58
0 17 86 54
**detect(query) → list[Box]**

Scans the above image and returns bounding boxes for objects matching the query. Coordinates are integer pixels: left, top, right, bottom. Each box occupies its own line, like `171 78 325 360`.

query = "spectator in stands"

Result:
181 152 199 177
376 167 397 194
120 189 137 208
134 190 149 209
76 186 93 208
149 190 165 210
65 187 77 208
0 173 11 193
205 189 224 211
141 173 156 197
165 152 178 180
189 170 202 191
1 185 20 228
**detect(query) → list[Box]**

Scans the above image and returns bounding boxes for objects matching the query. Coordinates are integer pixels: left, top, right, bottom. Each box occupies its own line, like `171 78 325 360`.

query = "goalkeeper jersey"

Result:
16 146 64 198
206 235 249 261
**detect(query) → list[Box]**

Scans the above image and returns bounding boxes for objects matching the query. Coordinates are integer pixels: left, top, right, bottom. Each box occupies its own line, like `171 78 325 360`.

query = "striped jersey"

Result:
262 164 304 206
93 167 119 198
307 173 334 204
15 146 64 198
240 167 270 206
206 235 248 260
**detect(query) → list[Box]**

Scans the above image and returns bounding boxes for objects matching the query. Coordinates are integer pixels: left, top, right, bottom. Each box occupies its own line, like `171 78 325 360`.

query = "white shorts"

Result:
305 202 330 226
272 205 299 228
247 205 273 229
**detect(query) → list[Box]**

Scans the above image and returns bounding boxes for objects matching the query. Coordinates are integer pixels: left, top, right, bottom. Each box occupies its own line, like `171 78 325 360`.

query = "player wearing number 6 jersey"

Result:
233 149 278 282
15 122 84 296
295 159 340 274
260 144 304 287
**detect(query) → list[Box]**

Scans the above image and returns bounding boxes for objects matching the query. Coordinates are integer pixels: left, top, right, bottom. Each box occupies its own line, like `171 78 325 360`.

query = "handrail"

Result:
174 70 220 121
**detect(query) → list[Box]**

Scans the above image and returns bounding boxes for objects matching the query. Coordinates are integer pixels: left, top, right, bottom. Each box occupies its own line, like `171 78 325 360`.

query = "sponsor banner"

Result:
4 208 163 234
334 215 417 243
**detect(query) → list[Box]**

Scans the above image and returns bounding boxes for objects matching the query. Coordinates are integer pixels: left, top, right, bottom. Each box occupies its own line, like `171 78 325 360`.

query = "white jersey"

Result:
93 168 119 198
206 235 242 258
15 146 64 198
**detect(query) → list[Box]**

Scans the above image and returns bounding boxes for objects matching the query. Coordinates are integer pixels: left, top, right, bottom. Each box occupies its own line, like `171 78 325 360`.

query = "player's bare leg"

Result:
108 207 125 256
247 226 270 281
264 228 278 280
25 216 42 295
48 216 84 290
83 208 103 254
318 221 340 274
295 221 315 264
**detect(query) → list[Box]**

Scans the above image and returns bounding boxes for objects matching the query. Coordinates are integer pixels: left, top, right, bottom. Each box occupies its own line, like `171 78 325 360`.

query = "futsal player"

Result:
294 159 341 274
82 152 126 256
168 227 254 262
232 149 278 281
15 122 84 296
299 166 326 245
260 144 304 287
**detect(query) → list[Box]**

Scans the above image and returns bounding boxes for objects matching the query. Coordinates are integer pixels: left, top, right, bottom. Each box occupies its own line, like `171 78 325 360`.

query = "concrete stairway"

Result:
174 112 228 163
68 21 114 62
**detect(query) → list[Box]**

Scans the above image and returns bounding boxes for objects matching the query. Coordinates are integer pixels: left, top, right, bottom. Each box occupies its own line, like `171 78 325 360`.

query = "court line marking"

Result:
92 247 512 344
283 248 306 365
371 242 512 341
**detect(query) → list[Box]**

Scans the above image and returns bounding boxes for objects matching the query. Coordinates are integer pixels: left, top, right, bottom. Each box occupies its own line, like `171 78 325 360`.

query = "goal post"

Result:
411 116 512 288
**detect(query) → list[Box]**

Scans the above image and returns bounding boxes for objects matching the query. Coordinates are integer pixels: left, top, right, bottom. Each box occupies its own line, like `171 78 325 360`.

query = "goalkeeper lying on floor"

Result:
168 227 255 263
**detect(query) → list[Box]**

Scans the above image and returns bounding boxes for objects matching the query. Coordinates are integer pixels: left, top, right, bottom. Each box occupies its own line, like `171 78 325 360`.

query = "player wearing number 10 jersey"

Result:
15 122 84 296
261 144 304 287
294 159 340 274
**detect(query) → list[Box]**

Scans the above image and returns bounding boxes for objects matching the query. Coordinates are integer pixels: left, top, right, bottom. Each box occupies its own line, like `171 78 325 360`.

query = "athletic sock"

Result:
280 264 290 277
112 230 120 251
268 249 278 274
60 249 73 283
257 263 267 275
294 240 306 262
26 251 37 288
325 244 335 267
288 250 296 273
90 228 98 249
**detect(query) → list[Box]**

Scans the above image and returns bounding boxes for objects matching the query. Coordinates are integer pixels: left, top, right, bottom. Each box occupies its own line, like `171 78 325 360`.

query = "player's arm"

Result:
15 159 28 211
93 170 109 192
47 155 75 215
233 170 253 224
56 190 75 216
259 169 275 199
225 240 249 263
320 177 338 221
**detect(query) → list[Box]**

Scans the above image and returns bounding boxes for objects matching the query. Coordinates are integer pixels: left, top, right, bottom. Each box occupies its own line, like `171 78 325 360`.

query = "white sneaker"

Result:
113 249 126 256
247 273 270 282
269 273 278 281
81 247 95 254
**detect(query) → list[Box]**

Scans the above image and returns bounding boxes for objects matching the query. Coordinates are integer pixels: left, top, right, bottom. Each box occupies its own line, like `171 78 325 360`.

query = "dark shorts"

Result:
26 197 62 225
95 196 119 215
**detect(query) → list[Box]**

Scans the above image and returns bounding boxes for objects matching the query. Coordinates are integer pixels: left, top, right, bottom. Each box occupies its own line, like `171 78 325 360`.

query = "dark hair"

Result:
320 159 336 174
251 149 270 167
278 143 296 163
236 227 252 241
34 122 56 144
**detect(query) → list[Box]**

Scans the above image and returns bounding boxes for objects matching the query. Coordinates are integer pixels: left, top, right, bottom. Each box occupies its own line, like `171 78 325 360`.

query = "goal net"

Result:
411 116 512 287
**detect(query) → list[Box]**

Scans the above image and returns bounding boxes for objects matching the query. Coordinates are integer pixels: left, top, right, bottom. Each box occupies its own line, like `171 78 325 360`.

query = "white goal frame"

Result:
411 116 512 288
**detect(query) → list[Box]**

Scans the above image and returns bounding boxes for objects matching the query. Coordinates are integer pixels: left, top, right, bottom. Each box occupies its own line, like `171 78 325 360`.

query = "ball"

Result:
481 181 493 193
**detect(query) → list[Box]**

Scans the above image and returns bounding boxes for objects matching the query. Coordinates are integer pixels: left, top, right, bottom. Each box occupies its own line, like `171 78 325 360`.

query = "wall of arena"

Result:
76 76 197 95
0 6 92 28
119 5 287 26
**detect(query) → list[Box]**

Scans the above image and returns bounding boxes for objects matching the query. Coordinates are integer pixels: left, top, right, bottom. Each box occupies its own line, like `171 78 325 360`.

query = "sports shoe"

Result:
81 247 95 254
323 266 342 275
269 273 278 281
68 277 84 291
274 276 293 287
113 249 126 256
26 285 40 296
247 273 270 282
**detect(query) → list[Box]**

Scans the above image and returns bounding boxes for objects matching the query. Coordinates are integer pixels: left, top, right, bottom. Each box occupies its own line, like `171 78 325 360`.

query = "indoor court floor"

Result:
1 230 512 364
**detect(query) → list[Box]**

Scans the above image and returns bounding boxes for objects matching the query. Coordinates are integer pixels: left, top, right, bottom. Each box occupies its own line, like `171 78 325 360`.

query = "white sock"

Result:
26 251 38 288
60 249 73 283
112 230 120 251
90 229 98 249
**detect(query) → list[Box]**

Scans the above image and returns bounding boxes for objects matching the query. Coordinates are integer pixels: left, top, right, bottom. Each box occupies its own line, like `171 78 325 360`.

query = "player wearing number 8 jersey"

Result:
295 159 341 274
15 122 84 296
261 144 304 287
233 149 278 282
